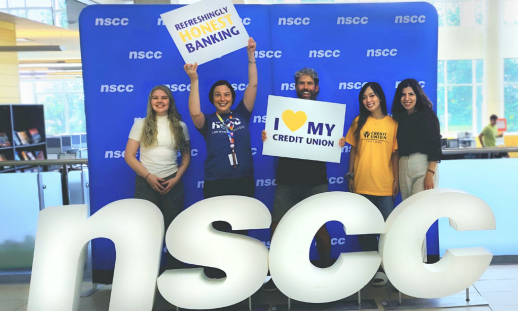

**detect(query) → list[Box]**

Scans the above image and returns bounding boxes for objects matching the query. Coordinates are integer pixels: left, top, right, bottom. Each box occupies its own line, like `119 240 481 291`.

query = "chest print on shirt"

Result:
362 130 388 144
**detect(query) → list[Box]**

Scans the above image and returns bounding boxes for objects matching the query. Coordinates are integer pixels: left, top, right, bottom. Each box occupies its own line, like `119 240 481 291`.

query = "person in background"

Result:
479 114 509 158
339 82 398 287
184 37 257 279
391 78 441 200
125 85 191 271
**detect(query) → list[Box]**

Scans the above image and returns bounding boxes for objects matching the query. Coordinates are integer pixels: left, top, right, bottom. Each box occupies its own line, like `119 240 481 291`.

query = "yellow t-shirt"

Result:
345 115 398 196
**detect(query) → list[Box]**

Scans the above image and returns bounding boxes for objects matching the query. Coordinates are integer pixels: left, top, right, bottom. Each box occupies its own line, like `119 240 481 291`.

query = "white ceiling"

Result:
0 11 80 62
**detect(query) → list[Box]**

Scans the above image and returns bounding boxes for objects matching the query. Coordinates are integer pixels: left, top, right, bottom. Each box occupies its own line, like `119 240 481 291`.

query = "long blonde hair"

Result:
140 85 189 155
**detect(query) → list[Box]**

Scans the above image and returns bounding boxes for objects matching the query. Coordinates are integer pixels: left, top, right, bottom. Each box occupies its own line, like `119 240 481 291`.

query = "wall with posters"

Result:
79 3 438 283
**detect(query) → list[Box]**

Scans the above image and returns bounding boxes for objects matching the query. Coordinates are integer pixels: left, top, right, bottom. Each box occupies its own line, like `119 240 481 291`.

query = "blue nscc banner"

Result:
79 3 438 283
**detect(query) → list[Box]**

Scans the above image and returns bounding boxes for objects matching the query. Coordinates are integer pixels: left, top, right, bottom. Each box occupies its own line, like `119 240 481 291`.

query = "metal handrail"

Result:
442 147 518 155
0 159 88 166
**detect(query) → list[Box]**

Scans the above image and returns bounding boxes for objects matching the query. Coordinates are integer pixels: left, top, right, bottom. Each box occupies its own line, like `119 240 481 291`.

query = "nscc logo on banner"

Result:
160 0 249 64
262 95 345 163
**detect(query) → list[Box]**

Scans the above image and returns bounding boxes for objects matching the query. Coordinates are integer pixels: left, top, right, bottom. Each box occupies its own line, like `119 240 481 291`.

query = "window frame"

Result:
21 79 86 135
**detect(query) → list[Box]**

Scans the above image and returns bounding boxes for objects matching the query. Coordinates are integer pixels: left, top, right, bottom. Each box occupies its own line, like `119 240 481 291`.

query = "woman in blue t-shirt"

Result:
184 37 257 279
184 37 257 199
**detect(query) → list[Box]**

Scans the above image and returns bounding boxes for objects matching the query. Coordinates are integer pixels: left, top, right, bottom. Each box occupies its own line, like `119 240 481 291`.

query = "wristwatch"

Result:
345 172 354 180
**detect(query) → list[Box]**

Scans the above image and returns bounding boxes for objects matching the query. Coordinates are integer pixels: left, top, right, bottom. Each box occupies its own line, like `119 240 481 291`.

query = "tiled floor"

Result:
1 264 517 311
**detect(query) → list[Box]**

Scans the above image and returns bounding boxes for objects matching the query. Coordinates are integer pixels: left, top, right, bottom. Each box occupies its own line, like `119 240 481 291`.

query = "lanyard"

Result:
216 111 237 169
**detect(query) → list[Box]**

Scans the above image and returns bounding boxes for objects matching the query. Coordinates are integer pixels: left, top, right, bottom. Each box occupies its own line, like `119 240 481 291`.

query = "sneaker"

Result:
371 271 388 287
262 278 277 292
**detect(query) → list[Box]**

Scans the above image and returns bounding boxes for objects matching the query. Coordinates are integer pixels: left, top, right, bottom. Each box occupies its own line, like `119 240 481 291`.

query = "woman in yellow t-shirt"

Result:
339 82 399 286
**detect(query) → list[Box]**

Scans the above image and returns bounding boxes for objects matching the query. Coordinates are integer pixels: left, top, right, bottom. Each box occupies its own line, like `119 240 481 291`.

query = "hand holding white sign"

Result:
161 0 249 65
262 95 346 163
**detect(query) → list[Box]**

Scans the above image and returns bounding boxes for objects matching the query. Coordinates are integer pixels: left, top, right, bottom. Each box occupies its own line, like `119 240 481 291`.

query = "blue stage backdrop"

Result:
79 3 438 283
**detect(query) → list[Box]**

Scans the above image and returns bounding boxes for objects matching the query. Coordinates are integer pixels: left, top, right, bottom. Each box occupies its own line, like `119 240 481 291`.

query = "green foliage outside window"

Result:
37 93 66 135
447 60 472 84
504 59 518 83
432 2 445 27
68 93 86 134
504 86 518 132
448 86 473 132
446 2 460 26
504 59 518 132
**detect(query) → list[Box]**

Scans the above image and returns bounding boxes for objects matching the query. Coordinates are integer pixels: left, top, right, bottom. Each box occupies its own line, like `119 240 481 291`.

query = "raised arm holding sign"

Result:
183 38 258 277
161 0 250 65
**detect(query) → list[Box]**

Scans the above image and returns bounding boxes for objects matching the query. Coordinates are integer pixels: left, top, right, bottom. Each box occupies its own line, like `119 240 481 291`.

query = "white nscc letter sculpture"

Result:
157 195 271 309
27 199 164 311
269 192 385 303
27 190 495 311
380 189 496 298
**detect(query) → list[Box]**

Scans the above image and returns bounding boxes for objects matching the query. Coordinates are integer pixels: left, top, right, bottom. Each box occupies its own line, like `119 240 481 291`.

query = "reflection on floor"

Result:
1 264 517 311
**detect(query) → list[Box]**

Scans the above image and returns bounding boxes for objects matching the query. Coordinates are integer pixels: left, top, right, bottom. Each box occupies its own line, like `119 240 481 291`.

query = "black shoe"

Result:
262 278 277 292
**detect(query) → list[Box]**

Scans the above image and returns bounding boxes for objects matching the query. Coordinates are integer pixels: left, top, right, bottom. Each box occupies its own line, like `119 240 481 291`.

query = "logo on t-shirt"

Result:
363 130 388 143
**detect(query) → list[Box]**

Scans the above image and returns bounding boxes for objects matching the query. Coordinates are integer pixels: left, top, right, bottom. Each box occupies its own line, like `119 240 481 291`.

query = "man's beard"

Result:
296 89 318 100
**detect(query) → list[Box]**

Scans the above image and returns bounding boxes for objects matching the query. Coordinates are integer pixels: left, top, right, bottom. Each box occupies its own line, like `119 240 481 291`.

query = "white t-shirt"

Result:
129 116 190 178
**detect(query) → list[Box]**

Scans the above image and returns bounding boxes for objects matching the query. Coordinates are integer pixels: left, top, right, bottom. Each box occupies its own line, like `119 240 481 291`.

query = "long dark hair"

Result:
352 82 388 142
391 79 433 122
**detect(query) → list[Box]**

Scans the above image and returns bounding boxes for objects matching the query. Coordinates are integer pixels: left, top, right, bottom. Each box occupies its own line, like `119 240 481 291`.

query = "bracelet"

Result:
144 173 150 180
248 61 256 63
427 169 435 175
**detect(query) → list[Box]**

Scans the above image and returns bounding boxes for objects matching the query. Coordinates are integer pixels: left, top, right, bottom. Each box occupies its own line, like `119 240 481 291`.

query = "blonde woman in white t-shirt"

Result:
125 85 190 269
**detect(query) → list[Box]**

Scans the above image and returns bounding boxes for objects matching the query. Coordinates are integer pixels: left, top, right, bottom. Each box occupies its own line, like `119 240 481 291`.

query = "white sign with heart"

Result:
262 95 346 163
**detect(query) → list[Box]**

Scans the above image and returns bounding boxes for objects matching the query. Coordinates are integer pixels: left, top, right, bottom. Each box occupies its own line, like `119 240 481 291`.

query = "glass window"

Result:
65 80 83 92
446 2 461 26
504 85 518 132
26 0 50 6
8 0 24 7
20 82 35 104
438 60 445 85
432 2 445 27
475 59 483 83
448 86 473 133
438 59 482 136
36 81 63 93
503 0 518 26
27 9 53 25
67 93 86 134
22 79 86 135
9 9 26 17
475 0 483 25
504 59 518 132
0 0 7 8
447 60 473 84
55 11 68 28
504 59 518 83
37 93 66 135
54 0 65 9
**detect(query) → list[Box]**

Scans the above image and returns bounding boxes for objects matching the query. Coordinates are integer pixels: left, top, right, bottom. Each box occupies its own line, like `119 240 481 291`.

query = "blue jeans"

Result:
358 194 393 252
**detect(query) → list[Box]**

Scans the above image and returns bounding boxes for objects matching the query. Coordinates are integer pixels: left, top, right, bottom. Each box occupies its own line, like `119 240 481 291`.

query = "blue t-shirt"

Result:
198 99 254 181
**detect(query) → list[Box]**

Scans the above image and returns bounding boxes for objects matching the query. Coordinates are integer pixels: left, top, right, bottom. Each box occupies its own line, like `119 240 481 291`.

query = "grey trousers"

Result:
399 153 438 262
399 153 439 201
